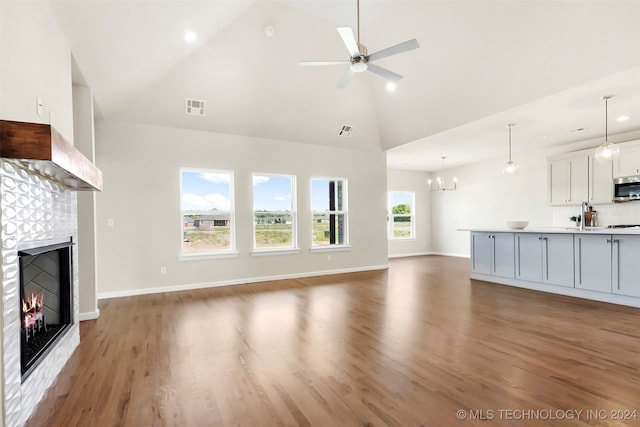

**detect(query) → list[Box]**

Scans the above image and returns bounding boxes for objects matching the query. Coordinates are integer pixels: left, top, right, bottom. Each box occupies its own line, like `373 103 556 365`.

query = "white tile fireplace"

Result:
1 160 80 426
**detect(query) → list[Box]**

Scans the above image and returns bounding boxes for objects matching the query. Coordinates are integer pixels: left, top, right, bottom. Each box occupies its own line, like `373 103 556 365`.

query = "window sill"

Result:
251 248 301 257
309 245 352 253
179 251 239 261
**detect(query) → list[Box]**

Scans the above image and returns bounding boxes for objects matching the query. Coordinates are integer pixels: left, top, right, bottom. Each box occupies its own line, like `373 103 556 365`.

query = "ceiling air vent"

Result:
185 98 206 116
338 125 354 137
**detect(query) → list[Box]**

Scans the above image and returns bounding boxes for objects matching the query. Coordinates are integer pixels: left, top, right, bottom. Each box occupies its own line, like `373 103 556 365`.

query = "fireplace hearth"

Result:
19 241 74 380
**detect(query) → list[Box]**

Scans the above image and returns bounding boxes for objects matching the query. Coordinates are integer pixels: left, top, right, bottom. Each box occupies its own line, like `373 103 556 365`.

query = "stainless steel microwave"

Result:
614 175 640 202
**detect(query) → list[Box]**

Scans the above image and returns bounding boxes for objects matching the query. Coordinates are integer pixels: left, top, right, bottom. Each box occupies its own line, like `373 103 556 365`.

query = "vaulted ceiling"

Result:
50 1 640 170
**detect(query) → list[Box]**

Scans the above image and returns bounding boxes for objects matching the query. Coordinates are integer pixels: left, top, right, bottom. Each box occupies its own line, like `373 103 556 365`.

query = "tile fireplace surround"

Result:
0 160 80 426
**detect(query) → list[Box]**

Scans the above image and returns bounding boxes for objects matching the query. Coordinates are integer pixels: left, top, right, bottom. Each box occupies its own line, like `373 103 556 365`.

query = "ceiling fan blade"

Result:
299 61 350 66
337 27 361 58
337 68 354 89
367 63 402 82
368 39 420 62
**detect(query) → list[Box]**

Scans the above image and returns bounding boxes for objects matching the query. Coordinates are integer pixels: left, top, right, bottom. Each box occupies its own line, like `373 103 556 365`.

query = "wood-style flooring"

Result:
26 256 640 426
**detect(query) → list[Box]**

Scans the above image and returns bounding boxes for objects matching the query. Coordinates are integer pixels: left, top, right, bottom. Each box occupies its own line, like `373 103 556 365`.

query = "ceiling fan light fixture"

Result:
595 95 620 163
350 57 368 73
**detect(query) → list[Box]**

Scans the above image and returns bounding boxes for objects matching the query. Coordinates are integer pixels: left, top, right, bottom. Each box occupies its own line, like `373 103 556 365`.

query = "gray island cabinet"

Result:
515 233 574 286
466 228 640 308
471 232 514 278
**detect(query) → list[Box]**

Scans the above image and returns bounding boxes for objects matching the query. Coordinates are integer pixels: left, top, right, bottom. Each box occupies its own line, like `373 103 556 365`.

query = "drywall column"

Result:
73 84 100 320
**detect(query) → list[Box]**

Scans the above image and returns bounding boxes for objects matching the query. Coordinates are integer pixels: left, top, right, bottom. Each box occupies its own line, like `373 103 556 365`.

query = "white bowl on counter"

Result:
506 221 529 229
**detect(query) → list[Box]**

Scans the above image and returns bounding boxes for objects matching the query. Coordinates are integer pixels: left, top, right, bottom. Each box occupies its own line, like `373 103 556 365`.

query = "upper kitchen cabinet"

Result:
548 149 614 206
548 155 589 206
613 140 640 178
588 155 613 204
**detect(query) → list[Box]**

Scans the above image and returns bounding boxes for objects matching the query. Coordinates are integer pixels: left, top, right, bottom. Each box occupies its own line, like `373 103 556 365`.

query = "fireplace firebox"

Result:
18 240 74 380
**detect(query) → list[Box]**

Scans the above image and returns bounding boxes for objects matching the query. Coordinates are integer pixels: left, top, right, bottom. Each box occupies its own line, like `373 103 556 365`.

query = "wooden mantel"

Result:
0 120 102 191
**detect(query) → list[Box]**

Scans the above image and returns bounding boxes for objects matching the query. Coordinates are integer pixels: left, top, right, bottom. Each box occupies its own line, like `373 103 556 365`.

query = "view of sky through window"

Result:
181 171 231 211
253 175 292 211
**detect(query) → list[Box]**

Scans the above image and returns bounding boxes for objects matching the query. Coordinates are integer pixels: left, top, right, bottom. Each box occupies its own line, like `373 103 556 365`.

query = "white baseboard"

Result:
427 251 470 258
388 252 471 259
97 264 389 300
388 251 431 259
79 309 100 321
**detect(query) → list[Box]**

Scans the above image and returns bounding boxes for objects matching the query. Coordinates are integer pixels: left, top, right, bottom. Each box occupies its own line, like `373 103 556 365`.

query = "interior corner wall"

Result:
73 84 99 320
94 120 389 297
386 169 431 258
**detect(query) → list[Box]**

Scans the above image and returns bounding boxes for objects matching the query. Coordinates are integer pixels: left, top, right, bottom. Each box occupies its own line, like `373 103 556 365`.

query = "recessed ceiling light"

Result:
617 115 630 122
386 82 396 92
264 25 275 37
184 31 197 43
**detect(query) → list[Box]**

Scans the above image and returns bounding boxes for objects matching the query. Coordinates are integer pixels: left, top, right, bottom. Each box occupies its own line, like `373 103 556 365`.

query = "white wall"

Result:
0 1 74 142
94 120 389 297
386 169 431 257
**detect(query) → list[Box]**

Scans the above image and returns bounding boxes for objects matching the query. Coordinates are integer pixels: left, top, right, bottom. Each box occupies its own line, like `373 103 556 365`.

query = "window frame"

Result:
251 173 298 254
179 168 237 259
387 191 416 240
310 177 350 250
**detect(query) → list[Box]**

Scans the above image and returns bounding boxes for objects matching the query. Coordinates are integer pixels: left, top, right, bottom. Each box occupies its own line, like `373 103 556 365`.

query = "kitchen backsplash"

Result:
553 202 640 227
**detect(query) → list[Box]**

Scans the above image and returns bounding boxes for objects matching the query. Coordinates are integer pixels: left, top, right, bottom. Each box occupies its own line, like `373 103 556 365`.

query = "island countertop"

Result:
459 227 640 235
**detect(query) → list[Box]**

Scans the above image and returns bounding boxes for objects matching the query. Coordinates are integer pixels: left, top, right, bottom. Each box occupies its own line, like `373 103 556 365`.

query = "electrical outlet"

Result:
107 218 114 227
160 267 167 275
36 96 43 117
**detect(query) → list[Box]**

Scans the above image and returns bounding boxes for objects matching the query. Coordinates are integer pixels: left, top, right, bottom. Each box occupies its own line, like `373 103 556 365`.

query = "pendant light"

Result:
502 123 519 175
595 95 619 162
428 156 457 191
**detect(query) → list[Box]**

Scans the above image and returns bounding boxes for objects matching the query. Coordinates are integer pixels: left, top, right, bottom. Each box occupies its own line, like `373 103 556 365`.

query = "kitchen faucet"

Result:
580 201 588 231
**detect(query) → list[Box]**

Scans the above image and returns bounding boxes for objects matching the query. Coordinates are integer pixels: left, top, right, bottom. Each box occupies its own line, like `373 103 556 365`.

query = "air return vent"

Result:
338 125 354 137
185 98 206 116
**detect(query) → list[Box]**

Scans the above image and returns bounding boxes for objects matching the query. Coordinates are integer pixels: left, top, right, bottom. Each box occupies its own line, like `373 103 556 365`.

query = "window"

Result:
252 174 296 250
311 178 348 247
388 191 415 239
181 169 235 255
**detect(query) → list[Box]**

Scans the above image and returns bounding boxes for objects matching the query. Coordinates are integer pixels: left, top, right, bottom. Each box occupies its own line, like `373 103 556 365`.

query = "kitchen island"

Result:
464 227 640 307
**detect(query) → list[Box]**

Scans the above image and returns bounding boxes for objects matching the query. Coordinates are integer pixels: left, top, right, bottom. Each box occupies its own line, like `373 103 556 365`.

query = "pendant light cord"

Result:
508 125 512 162
605 97 609 143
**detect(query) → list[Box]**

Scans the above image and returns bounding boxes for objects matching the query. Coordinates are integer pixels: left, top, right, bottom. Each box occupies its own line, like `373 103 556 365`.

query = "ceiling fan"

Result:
299 0 420 86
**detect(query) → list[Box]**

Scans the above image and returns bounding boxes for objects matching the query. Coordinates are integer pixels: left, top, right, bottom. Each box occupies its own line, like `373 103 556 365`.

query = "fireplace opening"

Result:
19 240 74 381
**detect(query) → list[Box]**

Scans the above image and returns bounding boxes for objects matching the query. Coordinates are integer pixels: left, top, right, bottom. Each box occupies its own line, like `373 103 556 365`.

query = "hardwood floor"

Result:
26 256 640 426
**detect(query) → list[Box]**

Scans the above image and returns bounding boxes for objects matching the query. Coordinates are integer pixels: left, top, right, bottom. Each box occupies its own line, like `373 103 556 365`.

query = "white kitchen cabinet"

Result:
515 233 543 282
612 235 640 297
541 234 574 287
613 143 640 178
574 234 612 293
548 156 589 206
588 155 613 204
471 232 514 278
